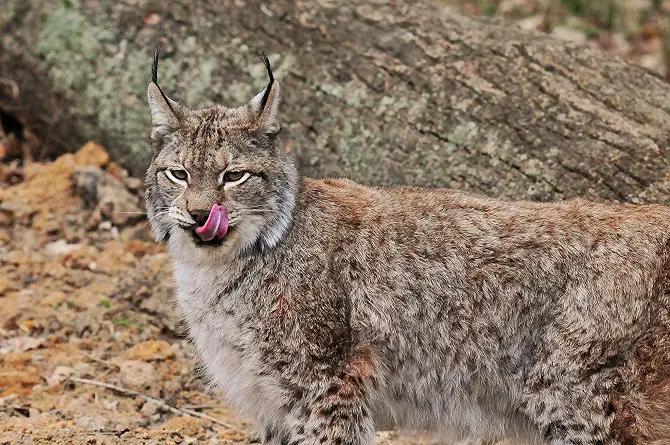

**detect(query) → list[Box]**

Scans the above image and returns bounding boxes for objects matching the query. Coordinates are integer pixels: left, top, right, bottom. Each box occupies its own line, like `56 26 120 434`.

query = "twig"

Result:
180 404 219 410
69 377 243 432
76 351 120 369
113 148 141 168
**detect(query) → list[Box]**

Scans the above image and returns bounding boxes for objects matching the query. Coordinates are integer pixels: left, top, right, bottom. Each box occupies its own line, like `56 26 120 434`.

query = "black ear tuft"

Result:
152 45 174 113
259 51 275 113
152 45 160 84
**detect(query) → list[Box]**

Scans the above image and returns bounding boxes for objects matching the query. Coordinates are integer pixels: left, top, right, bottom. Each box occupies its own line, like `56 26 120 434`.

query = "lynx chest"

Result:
172 261 286 422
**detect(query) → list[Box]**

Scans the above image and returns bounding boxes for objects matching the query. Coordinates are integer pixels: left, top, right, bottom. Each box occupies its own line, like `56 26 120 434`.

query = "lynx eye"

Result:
219 171 251 189
165 168 189 184
223 171 245 182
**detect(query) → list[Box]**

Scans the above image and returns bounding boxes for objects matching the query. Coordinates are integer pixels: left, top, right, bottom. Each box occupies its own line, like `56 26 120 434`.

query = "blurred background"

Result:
442 0 669 78
0 1 668 444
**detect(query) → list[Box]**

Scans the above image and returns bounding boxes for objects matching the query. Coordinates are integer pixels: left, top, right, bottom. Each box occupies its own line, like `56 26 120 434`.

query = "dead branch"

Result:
69 376 243 433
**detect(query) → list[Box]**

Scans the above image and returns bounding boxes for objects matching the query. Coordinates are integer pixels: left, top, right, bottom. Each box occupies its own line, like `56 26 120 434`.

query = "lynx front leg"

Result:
260 423 291 445
283 377 376 445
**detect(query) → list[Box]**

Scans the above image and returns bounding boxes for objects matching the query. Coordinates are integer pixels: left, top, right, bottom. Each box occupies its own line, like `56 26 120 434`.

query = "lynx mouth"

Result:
190 229 229 247
185 203 229 246
194 203 229 242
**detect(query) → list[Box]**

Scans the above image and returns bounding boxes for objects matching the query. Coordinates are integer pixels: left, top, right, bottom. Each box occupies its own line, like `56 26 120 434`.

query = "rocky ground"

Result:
0 143 491 444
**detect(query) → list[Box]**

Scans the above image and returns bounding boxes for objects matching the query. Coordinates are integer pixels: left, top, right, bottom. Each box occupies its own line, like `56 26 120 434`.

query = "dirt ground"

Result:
0 143 494 444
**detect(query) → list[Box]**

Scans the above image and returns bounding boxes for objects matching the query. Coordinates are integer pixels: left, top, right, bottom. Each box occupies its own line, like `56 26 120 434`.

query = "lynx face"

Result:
145 53 297 259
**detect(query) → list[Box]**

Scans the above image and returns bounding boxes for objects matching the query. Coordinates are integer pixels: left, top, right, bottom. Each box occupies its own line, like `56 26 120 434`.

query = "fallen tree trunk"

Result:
1 0 669 205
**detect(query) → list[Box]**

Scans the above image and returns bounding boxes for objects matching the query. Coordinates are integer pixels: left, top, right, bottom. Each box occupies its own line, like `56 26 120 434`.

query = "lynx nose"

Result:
189 210 211 227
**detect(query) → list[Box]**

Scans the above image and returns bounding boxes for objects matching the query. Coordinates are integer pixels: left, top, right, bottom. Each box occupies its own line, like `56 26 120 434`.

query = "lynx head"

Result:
145 48 297 261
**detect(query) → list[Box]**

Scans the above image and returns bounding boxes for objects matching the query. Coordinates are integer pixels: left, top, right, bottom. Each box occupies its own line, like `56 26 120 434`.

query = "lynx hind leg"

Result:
612 329 670 444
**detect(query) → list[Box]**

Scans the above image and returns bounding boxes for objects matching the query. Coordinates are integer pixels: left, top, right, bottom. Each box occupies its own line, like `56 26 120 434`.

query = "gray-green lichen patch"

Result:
407 93 431 123
35 1 154 166
316 80 371 109
448 121 478 146
223 81 255 107
0 0 26 29
183 58 217 107
246 53 293 91
375 96 408 117
37 3 114 90
337 120 385 179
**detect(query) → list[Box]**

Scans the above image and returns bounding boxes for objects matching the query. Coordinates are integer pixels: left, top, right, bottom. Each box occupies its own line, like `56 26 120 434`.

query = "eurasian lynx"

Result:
145 49 670 444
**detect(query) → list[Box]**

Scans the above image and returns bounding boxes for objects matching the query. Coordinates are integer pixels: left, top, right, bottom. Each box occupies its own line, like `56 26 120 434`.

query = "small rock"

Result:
156 416 203 435
43 239 82 257
120 222 154 242
73 142 110 168
98 221 113 231
106 162 129 182
0 336 44 354
143 12 163 25
0 228 10 244
72 309 103 337
0 160 24 185
0 201 35 226
76 414 109 431
46 365 74 386
102 398 119 411
639 52 663 72
162 379 183 402
125 177 143 192
140 399 162 416
216 428 247 441
72 167 144 227
119 360 158 389
611 32 630 56
6 250 30 265
552 25 587 44
517 15 543 32
0 275 18 296
0 394 17 408
138 285 181 334
123 340 175 361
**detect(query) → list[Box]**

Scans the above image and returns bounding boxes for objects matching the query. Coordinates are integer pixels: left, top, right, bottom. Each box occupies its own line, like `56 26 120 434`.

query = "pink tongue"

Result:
194 204 229 241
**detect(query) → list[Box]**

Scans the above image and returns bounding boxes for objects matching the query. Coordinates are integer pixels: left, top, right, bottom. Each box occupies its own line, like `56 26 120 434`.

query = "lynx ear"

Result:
147 46 182 143
250 53 281 134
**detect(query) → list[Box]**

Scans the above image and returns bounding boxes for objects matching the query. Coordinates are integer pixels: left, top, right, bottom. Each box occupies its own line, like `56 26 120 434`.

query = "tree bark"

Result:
1 0 669 205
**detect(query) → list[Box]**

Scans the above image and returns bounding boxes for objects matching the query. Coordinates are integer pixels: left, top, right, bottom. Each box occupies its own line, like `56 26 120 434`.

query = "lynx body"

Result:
146 53 670 444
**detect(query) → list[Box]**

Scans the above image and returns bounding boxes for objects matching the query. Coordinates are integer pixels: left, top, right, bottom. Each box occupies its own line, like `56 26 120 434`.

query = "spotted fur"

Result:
146 55 670 444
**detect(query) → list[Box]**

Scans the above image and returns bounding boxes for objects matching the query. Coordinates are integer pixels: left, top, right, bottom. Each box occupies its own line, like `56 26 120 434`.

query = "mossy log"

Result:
1 0 669 204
